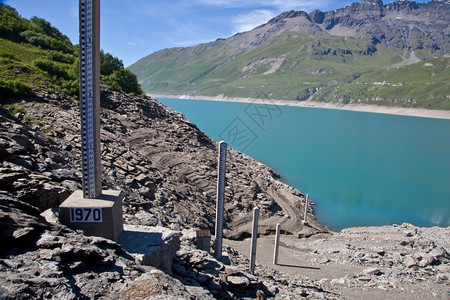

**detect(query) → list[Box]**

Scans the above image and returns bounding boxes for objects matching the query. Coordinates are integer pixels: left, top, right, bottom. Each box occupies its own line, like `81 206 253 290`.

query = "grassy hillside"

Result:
313 57 450 110
0 4 144 102
131 32 406 100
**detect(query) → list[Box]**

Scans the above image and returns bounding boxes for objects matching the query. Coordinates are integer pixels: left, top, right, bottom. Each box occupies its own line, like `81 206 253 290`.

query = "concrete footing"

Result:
119 225 181 274
59 190 123 242
195 229 211 253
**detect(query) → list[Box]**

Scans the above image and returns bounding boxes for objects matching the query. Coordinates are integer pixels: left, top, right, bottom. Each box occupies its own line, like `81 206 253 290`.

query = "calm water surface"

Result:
159 98 450 230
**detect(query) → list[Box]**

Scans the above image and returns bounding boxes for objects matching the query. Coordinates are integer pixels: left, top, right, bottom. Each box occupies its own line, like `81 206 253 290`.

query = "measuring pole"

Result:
273 223 281 265
214 141 227 260
303 194 309 224
79 0 102 199
250 207 259 275
58 0 123 242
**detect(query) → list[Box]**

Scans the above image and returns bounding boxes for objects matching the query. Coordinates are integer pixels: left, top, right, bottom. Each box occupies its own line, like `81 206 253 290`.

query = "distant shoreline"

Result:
150 93 450 120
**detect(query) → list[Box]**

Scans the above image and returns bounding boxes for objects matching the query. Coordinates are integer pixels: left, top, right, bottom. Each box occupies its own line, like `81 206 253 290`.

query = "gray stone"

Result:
435 273 448 283
373 248 385 257
400 240 412 246
119 270 212 299
225 266 241 276
40 208 60 224
193 272 211 284
227 275 250 289
418 253 435 267
403 256 417 268
363 267 382 276
206 279 223 291
430 247 450 262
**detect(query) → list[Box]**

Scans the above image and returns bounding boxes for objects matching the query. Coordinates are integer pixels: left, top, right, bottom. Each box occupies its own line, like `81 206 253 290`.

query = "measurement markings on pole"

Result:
79 0 100 198
217 141 227 216
215 141 227 259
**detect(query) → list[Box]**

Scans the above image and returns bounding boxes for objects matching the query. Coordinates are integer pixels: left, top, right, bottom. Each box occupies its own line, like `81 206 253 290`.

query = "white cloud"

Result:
167 21 218 47
193 0 336 12
231 9 276 33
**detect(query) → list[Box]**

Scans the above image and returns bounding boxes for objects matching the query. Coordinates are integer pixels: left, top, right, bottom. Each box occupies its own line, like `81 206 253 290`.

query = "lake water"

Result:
159 98 450 230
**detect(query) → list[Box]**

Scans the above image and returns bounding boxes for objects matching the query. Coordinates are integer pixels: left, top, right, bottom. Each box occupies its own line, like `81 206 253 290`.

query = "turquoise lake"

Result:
159 98 450 230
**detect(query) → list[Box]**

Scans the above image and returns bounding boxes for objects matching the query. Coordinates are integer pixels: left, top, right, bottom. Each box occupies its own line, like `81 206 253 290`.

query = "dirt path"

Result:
224 224 450 299
228 185 327 239
225 235 363 280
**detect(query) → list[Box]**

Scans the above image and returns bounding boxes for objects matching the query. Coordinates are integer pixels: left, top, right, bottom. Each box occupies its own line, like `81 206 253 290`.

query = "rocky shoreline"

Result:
150 93 450 120
0 88 448 299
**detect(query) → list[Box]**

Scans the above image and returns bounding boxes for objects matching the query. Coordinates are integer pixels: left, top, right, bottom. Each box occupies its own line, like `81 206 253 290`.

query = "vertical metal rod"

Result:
250 207 259 275
214 141 227 260
303 194 309 224
273 223 281 265
79 0 102 199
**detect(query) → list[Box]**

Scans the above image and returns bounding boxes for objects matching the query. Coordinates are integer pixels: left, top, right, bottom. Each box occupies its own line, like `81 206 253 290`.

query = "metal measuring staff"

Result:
79 0 102 199
214 141 227 260
250 207 259 275
273 223 281 265
303 194 309 224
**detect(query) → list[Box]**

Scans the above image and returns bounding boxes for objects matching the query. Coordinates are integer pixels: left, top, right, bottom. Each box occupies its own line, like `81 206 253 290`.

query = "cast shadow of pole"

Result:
276 263 320 270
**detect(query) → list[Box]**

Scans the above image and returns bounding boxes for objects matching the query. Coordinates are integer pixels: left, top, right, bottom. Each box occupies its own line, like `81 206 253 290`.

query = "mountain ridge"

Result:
129 0 450 110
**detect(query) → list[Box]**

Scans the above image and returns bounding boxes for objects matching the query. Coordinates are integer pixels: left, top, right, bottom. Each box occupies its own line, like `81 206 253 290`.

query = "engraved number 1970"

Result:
70 208 102 222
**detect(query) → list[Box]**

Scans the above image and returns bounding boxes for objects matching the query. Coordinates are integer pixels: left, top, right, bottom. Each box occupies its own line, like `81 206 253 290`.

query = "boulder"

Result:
119 269 213 299
430 247 450 263
403 256 417 268
227 275 250 291
418 253 435 267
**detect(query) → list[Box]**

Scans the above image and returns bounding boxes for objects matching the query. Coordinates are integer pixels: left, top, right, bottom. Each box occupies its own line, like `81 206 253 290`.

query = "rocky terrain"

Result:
0 87 325 298
0 88 448 299
227 223 450 299
1 87 323 236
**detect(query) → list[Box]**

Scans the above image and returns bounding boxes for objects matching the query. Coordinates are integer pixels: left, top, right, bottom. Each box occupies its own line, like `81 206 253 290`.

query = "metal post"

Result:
303 194 309 224
79 0 102 199
214 141 227 260
273 223 281 265
250 207 259 275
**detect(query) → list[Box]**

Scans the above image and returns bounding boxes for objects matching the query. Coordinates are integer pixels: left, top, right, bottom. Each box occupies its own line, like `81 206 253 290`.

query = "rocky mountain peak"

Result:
361 0 384 5
267 10 310 25
257 0 448 55
309 10 325 24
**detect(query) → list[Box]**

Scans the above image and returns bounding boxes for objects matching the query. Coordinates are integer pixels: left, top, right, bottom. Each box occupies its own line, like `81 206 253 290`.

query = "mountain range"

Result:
129 0 450 110
1 3 449 298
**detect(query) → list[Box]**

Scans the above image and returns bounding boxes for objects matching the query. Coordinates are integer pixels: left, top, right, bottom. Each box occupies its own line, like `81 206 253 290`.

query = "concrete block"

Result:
59 190 123 242
195 229 211 253
219 252 231 265
120 225 181 274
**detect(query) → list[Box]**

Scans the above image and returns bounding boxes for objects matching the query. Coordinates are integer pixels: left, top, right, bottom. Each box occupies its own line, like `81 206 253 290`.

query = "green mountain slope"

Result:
313 57 450 110
129 0 450 110
131 33 402 98
0 4 144 102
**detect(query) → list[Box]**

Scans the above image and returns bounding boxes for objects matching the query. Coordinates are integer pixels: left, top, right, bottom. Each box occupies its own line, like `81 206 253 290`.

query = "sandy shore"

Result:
150 93 450 120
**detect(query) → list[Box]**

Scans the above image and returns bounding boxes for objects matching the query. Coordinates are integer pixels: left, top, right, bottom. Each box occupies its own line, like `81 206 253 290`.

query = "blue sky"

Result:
3 0 429 66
